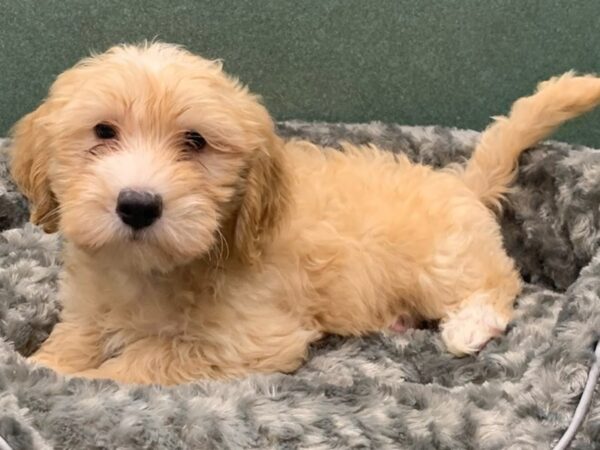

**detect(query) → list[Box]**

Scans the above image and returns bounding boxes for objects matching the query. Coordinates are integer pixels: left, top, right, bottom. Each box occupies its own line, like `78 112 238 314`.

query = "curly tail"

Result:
462 72 600 208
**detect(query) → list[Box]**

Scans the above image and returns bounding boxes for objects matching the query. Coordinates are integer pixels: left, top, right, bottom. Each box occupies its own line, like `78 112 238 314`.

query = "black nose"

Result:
116 189 162 230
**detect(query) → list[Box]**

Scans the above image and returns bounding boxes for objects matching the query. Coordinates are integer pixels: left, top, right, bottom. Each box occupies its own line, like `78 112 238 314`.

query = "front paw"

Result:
72 368 108 381
27 352 53 369
26 353 65 375
26 352 86 376
73 366 138 384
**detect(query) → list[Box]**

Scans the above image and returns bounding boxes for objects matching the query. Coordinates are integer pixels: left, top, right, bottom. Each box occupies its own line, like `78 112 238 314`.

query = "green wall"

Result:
2 0 600 146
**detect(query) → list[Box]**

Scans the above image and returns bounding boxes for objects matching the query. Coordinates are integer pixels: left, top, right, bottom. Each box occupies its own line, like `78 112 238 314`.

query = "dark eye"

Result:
94 123 117 139
184 131 207 151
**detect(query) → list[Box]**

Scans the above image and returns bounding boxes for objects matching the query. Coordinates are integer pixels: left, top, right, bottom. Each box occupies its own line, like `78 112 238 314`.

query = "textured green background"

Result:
2 0 600 146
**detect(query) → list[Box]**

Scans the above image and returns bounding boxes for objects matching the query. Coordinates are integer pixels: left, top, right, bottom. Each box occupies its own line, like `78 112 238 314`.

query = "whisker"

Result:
215 228 230 262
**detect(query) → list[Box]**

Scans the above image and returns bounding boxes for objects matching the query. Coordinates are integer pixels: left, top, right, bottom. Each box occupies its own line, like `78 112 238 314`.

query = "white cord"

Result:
553 340 600 450
0 434 12 450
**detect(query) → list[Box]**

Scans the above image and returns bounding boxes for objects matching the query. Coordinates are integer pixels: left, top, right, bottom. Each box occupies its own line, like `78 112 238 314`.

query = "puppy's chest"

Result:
70 268 212 338
111 288 195 333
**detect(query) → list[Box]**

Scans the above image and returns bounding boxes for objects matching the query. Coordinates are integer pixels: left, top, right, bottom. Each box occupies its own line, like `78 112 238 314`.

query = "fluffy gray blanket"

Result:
1 122 600 449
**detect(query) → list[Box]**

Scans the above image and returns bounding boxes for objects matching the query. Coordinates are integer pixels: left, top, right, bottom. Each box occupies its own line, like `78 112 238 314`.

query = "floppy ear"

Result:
10 102 60 233
233 136 291 264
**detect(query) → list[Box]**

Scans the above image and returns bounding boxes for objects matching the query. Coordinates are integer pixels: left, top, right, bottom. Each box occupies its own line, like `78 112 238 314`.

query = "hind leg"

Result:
440 268 521 356
417 210 523 356
424 227 522 356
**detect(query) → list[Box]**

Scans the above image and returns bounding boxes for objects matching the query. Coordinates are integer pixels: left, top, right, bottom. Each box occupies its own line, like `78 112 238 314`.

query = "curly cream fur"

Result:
10 43 600 385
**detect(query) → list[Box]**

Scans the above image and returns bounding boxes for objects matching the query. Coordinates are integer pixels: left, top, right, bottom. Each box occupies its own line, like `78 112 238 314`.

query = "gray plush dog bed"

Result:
1 122 600 449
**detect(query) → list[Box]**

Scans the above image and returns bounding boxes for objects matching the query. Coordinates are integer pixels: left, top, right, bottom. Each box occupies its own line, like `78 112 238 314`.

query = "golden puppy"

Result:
10 43 600 385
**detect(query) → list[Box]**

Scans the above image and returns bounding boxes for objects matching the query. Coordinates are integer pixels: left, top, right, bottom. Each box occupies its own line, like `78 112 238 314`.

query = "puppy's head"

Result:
11 43 289 271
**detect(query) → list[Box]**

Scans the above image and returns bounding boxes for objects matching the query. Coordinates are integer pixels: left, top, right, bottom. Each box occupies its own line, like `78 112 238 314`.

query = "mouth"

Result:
123 225 157 244
130 230 143 242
